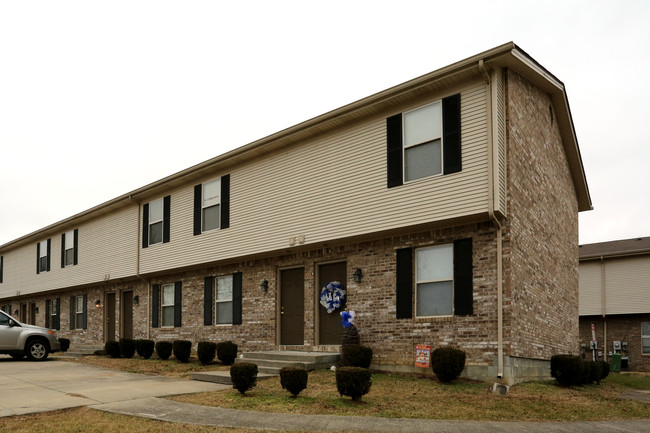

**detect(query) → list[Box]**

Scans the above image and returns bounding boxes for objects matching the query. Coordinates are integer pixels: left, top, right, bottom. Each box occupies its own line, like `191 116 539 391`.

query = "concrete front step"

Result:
240 350 340 370
190 370 276 385
64 345 105 357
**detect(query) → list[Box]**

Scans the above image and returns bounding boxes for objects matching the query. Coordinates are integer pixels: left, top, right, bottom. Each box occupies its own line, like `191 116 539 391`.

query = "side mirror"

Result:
8 319 16 327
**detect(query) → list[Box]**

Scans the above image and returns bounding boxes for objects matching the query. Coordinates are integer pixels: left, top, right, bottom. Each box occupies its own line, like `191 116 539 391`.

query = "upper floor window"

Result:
643 322 650 355
387 93 461 187
37 239 51 274
193 174 230 235
142 196 170 248
61 229 78 267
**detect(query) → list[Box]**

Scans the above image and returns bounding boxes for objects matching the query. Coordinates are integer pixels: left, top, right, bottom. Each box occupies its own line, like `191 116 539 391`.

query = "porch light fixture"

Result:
260 280 269 293
353 268 363 283
95 299 101 309
133 295 139 305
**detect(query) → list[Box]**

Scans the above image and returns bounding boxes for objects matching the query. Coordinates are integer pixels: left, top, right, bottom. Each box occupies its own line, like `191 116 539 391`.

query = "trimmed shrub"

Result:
136 339 155 359
230 362 258 394
551 355 583 387
431 347 466 383
58 338 70 352
105 340 121 358
217 341 238 365
336 366 371 401
155 341 173 360
280 367 308 397
197 341 217 365
589 361 604 384
173 340 192 363
341 325 360 346
598 360 610 381
341 344 373 368
119 338 136 359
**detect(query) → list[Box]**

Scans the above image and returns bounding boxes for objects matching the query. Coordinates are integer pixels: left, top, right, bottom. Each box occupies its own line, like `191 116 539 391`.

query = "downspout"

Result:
479 59 505 379
601 256 606 359
131 195 151 340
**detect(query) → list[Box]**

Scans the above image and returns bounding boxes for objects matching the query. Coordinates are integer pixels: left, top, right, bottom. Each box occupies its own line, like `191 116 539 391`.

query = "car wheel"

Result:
26 339 49 361
10 354 25 360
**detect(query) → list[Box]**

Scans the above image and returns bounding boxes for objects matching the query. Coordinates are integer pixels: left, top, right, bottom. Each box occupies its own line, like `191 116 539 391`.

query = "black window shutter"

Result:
45 300 51 328
142 203 149 248
395 248 413 319
82 294 88 329
443 93 462 174
232 272 242 325
386 113 403 188
193 184 202 235
73 229 79 265
163 195 171 243
70 296 75 330
46 239 51 272
453 238 473 316
36 243 40 274
204 276 214 326
61 233 66 268
151 285 160 328
54 298 60 330
174 281 182 328
220 174 230 229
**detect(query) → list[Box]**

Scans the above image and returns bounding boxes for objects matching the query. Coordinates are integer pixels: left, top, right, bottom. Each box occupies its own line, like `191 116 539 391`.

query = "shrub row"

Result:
103 339 237 364
551 355 610 387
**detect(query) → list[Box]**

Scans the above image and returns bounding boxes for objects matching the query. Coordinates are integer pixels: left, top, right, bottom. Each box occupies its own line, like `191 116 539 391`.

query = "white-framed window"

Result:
64 230 75 266
215 275 233 324
403 101 443 182
415 243 453 317
202 178 221 232
148 198 164 245
642 322 650 355
75 296 84 328
39 240 48 272
161 283 175 327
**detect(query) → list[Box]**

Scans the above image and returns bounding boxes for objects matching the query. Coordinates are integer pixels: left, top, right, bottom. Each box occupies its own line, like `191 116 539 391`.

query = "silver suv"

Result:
0 310 60 361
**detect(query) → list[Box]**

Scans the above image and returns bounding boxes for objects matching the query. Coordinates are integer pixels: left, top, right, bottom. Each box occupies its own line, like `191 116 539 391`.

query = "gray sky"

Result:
1 0 648 247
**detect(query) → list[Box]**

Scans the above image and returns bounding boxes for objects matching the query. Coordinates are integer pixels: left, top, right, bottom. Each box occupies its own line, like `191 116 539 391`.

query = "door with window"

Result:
280 268 304 345
317 262 346 345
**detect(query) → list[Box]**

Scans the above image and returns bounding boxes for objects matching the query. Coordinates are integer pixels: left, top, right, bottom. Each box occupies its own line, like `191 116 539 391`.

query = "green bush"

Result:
136 339 155 359
598 360 610 381
173 340 192 363
155 341 173 360
336 366 372 401
431 347 466 383
551 355 584 387
119 338 136 359
58 338 70 352
217 341 238 365
230 362 258 394
589 361 604 384
105 340 121 358
280 367 308 397
197 341 217 365
341 344 373 368
341 325 360 346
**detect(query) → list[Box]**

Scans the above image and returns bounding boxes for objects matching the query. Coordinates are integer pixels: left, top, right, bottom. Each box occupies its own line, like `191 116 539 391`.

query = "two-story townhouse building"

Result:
0 42 591 384
579 237 650 371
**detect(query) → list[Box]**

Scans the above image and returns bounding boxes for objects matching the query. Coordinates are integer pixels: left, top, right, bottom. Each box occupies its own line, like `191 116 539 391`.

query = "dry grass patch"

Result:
63 355 229 378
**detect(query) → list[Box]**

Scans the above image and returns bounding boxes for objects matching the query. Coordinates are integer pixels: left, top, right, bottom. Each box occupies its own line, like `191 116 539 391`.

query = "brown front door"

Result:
280 268 304 345
29 303 36 325
318 262 346 345
121 291 133 340
105 292 116 342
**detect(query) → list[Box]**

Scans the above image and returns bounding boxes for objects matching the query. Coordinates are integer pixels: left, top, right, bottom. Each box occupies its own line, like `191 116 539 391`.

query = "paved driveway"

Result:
0 356 222 417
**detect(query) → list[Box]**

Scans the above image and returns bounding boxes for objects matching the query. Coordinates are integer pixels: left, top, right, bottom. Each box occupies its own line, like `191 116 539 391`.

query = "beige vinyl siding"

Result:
495 66 507 214
579 261 602 316
604 256 650 315
0 206 138 297
140 81 489 274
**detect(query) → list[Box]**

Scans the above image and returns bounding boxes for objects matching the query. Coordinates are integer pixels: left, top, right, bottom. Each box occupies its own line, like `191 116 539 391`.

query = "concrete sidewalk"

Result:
94 396 650 433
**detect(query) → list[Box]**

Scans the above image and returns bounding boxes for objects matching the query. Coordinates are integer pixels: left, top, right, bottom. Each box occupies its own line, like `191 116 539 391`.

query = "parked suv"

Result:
0 310 60 361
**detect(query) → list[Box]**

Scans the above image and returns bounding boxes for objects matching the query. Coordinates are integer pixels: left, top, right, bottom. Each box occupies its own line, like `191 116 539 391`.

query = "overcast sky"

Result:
1 0 648 247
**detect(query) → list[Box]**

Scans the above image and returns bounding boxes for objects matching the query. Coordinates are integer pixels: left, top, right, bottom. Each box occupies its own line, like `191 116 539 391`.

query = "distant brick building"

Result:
0 43 591 384
579 237 650 371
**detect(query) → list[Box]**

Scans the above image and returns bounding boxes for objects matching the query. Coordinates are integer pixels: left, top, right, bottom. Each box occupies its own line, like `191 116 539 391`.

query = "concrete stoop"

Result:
190 350 340 385
62 344 105 358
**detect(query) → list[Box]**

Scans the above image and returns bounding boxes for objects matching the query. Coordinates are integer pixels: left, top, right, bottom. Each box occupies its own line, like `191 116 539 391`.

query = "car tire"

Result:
26 339 49 361
10 354 25 360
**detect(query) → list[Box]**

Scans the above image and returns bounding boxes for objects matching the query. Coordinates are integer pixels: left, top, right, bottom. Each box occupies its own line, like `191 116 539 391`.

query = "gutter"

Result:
479 59 505 379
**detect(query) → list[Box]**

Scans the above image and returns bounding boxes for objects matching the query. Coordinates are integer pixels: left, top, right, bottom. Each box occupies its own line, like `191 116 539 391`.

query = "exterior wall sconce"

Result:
353 268 363 283
260 280 269 293
95 299 102 309
133 295 139 305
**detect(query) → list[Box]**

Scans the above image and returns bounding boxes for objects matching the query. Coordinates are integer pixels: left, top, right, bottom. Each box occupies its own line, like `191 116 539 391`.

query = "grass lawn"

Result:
65 355 650 422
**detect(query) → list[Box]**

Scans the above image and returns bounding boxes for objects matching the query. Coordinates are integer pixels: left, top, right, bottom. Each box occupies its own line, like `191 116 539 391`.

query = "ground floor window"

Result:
643 322 650 355
152 281 182 328
215 275 233 324
161 283 175 327
69 295 87 330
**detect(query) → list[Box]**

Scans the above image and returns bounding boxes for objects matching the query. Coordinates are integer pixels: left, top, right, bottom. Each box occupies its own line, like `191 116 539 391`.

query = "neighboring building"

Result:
579 237 650 371
0 42 592 384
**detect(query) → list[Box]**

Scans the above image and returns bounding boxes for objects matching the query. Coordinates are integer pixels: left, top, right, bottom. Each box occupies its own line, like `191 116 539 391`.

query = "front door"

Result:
121 291 133 340
105 292 116 342
29 303 36 325
318 262 346 345
280 268 304 345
